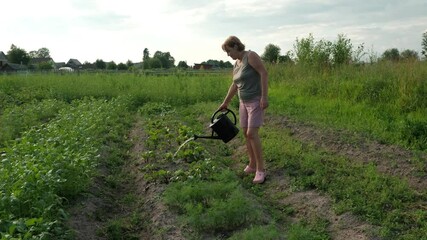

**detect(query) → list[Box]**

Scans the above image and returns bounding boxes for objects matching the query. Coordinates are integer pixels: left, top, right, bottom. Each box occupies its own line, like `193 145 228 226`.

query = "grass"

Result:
268 61 427 150
0 61 426 239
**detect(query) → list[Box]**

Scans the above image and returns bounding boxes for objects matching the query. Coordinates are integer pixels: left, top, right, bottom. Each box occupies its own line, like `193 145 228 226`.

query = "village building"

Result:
193 63 213 70
66 58 82 70
0 51 28 72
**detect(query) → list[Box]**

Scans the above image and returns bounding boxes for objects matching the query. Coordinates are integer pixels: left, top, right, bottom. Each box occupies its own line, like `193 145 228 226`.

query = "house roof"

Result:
0 62 28 71
67 58 82 66
0 51 8 62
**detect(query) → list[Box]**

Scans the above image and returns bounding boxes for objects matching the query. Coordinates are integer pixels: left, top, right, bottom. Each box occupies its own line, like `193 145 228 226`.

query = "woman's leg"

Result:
243 127 257 170
246 127 265 172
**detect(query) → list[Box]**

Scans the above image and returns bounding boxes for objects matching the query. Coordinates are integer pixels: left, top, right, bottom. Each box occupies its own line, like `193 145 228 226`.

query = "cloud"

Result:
2 0 426 65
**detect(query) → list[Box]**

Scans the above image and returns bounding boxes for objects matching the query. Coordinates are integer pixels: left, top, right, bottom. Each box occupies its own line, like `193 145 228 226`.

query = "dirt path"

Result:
127 118 186 240
266 115 427 192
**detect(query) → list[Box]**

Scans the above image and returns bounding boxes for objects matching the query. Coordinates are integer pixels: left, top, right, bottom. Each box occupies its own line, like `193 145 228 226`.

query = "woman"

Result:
218 36 269 184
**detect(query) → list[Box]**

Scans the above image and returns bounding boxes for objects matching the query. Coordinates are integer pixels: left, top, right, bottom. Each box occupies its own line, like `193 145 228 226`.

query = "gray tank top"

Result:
232 51 261 101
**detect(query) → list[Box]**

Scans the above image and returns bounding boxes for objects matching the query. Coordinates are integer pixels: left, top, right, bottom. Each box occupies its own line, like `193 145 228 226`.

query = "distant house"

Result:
66 58 82 70
0 62 28 72
0 51 8 68
193 63 213 70
55 62 66 69
0 51 28 72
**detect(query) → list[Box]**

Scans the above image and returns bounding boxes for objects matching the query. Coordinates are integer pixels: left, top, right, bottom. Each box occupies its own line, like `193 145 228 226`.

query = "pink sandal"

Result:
244 165 256 174
253 171 267 184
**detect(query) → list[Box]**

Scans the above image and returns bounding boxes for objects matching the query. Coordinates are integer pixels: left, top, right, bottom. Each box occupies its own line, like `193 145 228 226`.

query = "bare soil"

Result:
67 113 426 239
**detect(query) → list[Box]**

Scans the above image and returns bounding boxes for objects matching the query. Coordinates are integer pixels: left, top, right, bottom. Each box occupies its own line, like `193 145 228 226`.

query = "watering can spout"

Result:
193 134 222 140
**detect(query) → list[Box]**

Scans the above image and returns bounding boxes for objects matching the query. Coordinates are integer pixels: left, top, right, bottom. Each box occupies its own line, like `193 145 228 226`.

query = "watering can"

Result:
194 108 239 143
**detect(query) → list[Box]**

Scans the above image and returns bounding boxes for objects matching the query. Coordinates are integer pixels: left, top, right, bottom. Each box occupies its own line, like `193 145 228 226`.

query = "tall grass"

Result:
0 72 230 106
268 61 427 149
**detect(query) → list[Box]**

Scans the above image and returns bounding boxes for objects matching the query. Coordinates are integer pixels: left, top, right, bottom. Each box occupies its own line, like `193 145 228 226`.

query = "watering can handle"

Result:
211 108 237 125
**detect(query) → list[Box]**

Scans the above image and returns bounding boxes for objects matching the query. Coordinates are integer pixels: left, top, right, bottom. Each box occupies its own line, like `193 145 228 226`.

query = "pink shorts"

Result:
239 98 264 128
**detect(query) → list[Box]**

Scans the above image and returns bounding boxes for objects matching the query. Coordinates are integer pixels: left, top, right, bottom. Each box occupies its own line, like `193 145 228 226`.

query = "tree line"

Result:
4 31 427 71
261 32 427 67
3 45 233 71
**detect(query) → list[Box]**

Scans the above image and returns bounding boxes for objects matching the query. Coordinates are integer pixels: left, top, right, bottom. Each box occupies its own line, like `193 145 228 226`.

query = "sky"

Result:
2 0 426 65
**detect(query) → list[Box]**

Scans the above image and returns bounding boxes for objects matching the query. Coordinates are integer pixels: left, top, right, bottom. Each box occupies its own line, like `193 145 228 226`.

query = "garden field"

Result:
0 61 426 239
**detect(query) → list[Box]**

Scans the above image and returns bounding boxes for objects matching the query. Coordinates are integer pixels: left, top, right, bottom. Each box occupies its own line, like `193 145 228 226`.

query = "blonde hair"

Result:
222 36 245 52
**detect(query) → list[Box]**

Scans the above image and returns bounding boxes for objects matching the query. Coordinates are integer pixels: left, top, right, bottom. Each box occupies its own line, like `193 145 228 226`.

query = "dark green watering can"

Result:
194 108 239 143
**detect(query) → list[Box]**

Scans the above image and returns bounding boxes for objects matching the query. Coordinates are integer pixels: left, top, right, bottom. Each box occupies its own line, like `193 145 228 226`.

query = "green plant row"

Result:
0 97 131 239
0 99 68 147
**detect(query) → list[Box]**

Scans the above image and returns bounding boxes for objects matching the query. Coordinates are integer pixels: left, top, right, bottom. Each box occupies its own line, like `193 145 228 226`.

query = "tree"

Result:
278 55 293 64
422 32 427 59
153 51 175 69
177 61 189 69
400 49 419 61
37 62 54 70
293 34 315 65
262 44 281 63
313 39 332 67
107 61 117 70
126 60 134 68
382 48 400 62
37 48 51 58
95 59 106 69
28 48 51 58
332 34 352 65
7 44 30 65
150 58 162 69
117 62 128 70
143 48 150 61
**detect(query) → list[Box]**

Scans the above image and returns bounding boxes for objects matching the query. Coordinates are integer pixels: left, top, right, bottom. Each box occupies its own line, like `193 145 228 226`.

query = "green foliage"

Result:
117 62 128 70
400 49 419 61
7 44 30 65
287 223 329 240
294 33 315 66
262 43 281 63
262 126 427 239
382 48 400 62
332 34 352 65
37 61 54 70
268 61 427 150
202 59 233 68
0 99 68 146
107 61 117 70
0 97 131 239
177 61 189 69
400 115 427 150
293 34 365 67
163 173 262 233
422 31 427 59
29 47 51 58
95 59 106 69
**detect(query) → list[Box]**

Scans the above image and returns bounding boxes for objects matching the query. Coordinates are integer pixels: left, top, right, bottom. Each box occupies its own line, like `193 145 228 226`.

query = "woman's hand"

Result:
218 102 229 111
260 97 269 109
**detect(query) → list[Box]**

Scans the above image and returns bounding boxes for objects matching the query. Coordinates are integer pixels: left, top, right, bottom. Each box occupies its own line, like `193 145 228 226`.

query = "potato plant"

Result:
0 97 130 239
